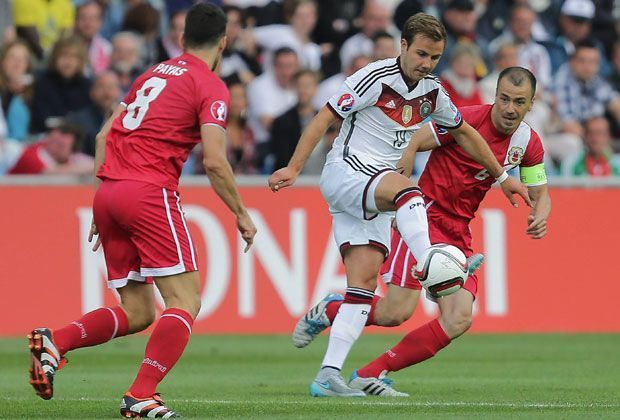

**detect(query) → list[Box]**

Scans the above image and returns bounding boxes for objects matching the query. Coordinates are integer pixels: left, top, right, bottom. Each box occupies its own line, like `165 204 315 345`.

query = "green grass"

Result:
1 334 619 418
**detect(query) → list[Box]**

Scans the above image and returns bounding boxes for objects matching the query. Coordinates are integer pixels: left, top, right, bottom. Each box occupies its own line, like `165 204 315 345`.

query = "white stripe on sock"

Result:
161 313 192 334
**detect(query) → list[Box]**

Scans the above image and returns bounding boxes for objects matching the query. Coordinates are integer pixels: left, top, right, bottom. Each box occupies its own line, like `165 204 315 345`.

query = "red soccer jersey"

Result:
97 53 229 190
420 104 544 220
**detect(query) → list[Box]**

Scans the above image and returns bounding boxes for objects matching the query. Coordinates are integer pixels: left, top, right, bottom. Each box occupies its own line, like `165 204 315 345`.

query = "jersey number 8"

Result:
122 77 167 130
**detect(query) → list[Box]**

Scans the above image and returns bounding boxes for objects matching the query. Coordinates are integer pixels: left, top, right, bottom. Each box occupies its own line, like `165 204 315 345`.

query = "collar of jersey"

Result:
396 57 419 93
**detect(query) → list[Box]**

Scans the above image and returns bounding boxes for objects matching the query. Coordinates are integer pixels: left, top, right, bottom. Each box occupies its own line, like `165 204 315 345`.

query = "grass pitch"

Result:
1 333 619 418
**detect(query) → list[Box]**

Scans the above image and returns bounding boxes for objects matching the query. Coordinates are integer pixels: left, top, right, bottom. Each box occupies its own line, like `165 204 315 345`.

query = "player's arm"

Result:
93 104 125 190
396 124 439 177
268 105 337 191
88 103 125 252
521 163 551 239
449 121 532 208
202 125 257 252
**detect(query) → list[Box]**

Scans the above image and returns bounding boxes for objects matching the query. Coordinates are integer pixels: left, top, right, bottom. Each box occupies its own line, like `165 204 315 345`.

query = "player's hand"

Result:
88 219 102 252
268 166 299 192
499 176 532 208
237 212 257 253
526 213 547 239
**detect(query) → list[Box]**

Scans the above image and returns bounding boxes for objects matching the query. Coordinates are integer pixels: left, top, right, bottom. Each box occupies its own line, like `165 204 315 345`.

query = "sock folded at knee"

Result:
321 288 374 370
326 295 380 326
54 306 129 356
394 187 431 260
128 308 194 398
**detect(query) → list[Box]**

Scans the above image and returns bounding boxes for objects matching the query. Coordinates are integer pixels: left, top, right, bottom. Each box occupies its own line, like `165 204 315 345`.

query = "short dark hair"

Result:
401 13 447 46
184 3 227 49
273 46 297 63
497 66 537 98
372 30 393 43
572 38 598 56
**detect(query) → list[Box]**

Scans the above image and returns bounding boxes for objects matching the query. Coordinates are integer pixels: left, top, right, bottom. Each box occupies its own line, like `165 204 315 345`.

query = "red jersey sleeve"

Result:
521 129 545 167
8 144 46 174
197 77 230 129
430 121 455 146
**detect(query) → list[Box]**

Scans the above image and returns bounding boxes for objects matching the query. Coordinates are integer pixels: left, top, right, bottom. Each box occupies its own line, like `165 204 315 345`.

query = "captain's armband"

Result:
520 163 547 186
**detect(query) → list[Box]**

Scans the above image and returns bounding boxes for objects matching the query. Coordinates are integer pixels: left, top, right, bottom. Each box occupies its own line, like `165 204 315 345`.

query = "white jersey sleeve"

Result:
430 81 463 129
327 65 385 119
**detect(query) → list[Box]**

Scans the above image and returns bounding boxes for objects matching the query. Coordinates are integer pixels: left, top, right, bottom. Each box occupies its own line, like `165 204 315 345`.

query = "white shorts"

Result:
319 160 395 256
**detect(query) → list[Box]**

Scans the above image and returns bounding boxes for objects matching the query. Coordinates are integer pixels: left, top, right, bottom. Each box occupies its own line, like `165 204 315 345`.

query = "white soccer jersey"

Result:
326 57 463 171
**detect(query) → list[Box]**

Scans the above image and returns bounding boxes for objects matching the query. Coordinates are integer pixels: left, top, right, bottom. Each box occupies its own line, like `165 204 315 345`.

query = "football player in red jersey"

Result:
26 4 256 417
295 67 551 396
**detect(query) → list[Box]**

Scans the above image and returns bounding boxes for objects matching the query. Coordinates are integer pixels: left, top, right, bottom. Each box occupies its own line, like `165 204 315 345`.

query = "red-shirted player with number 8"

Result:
26 4 257 417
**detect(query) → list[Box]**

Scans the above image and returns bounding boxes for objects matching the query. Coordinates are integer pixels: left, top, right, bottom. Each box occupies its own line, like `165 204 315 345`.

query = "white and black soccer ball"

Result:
413 244 468 298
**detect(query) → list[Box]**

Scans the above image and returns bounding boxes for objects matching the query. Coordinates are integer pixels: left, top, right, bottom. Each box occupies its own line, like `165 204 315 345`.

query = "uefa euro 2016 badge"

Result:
419 99 432 118
507 146 524 165
402 105 413 124
337 93 355 112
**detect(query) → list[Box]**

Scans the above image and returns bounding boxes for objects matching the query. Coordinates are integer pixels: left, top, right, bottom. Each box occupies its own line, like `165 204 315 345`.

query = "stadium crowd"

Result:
0 0 619 177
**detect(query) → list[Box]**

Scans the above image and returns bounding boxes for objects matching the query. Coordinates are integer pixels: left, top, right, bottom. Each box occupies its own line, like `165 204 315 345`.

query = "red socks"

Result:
53 306 129 356
326 295 380 326
128 308 194 398
357 318 451 377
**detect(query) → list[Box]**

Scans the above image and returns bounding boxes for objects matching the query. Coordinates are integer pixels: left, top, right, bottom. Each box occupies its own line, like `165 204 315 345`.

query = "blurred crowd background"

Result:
1 0 620 178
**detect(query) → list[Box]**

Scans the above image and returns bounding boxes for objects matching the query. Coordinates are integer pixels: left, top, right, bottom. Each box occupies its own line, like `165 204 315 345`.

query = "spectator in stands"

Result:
220 5 262 84
252 0 322 72
435 0 489 79
340 0 391 73
271 69 320 172
66 71 120 157
122 2 160 67
0 0 16 44
439 43 483 108
0 40 33 142
313 54 370 110
552 39 620 140
12 0 75 59
488 3 552 91
562 117 620 176
75 0 112 76
247 47 299 172
609 39 620 93
372 30 397 61
30 36 92 135
479 42 519 104
546 0 611 76
109 31 143 95
156 8 186 62
225 77 257 174
8 120 94 175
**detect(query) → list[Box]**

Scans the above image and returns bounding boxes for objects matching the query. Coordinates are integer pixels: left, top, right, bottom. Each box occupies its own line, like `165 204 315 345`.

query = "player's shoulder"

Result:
459 103 493 124
346 58 399 95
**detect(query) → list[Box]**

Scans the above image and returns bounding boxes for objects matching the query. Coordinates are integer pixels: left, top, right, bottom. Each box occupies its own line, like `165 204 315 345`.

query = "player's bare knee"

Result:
122 304 156 333
440 310 472 338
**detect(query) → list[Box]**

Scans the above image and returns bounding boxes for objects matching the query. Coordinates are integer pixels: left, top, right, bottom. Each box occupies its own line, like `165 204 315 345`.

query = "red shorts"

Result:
380 205 478 298
93 180 197 289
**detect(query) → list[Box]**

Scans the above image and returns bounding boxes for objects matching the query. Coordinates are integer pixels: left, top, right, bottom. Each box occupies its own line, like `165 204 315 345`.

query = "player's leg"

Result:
311 244 383 397
121 271 199 418
354 263 478 382
374 172 431 260
27 181 155 400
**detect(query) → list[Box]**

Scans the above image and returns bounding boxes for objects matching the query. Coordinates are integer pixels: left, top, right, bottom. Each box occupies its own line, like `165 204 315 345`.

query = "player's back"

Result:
420 104 544 219
98 53 229 190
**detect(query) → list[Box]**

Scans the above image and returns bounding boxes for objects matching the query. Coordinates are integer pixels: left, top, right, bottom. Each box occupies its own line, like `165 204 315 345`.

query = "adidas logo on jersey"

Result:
385 100 396 109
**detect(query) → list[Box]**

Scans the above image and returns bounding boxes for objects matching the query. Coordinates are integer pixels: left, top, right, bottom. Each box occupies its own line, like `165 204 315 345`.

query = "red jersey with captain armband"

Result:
420 104 545 220
97 52 229 190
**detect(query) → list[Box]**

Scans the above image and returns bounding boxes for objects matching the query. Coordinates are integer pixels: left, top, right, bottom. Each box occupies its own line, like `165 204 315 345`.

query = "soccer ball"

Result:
413 244 468 298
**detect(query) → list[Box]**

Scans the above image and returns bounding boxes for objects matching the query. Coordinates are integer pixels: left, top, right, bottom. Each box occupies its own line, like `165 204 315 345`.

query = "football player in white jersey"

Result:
268 13 531 397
